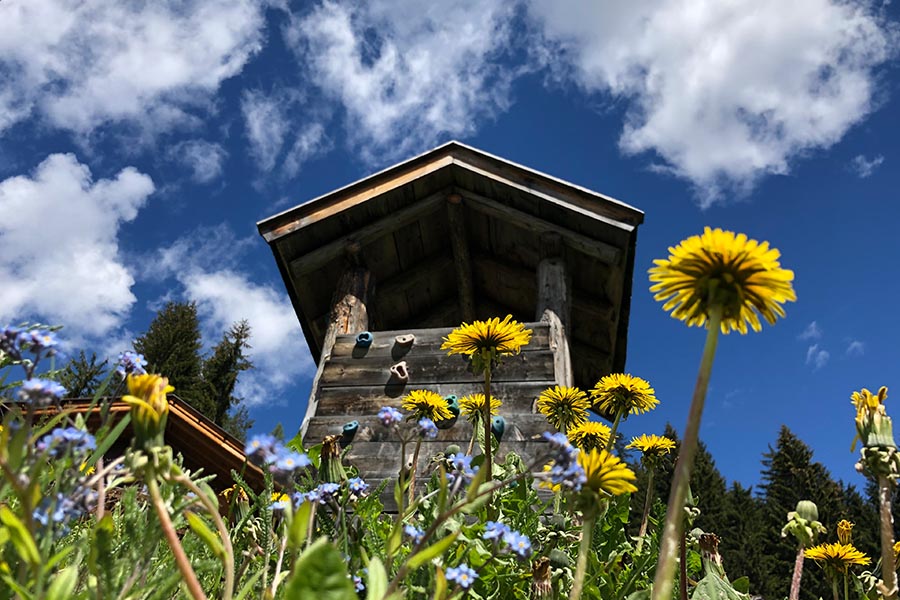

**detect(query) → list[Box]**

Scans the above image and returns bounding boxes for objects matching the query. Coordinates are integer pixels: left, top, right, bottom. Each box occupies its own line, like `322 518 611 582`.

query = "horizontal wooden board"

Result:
343 441 550 475
320 349 554 387
312 381 556 416
330 323 550 358
359 477 557 513
304 414 556 446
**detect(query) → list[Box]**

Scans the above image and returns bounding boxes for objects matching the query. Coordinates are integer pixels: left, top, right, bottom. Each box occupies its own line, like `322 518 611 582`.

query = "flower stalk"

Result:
636 469 654 554
569 512 596 600
879 475 898 600
652 304 722 600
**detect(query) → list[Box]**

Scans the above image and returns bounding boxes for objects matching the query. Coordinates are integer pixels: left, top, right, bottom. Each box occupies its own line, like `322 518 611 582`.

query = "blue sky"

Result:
1 0 898 490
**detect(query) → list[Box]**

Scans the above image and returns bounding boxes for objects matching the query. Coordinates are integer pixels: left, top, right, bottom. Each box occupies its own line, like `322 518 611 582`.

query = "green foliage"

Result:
58 351 109 398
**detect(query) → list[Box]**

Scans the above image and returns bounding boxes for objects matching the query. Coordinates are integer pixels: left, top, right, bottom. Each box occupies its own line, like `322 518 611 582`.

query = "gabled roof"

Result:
258 141 644 391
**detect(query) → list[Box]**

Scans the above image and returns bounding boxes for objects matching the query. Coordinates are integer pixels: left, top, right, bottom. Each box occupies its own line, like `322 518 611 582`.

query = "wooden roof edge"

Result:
257 141 644 243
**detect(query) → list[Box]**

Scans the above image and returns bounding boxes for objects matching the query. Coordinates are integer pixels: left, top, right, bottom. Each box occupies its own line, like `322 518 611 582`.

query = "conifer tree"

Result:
759 426 845 600
718 482 767 588
58 351 108 398
199 321 252 425
134 301 205 406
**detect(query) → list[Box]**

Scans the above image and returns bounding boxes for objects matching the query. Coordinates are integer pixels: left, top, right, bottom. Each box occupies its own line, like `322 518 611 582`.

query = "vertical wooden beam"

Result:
536 233 574 388
446 193 476 323
301 244 371 438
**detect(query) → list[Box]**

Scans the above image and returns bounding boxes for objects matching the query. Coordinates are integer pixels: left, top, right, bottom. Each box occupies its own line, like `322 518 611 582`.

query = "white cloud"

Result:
0 0 268 136
151 227 314 406
284 123 330 178
181 270 314 406
168 140 228 184
241 89 294 172
851 154 885 178
527 0 896 205
798 321 823 341
286 0 521 161
0 153 154 337
846 340 866 357
806 344 830 370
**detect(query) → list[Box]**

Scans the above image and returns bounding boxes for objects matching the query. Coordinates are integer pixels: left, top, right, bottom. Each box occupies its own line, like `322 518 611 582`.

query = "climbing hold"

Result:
355 331 373 348
394 333 415 346
390 361 409 382
340 420 359 448
436 395 460 430
491 416 506 442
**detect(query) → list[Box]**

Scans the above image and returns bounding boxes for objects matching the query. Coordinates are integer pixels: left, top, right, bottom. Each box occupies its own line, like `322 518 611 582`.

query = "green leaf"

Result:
285 537 356 600
289 499 313 550
185 511 225 558
0 506 39 567
407 531 459 570
234 569 265 600
45 565 78 600
365 557 388 600
84 413 131 469
386 521 403 558
432 567 447 600
731 576 750 594
691 572 748 600
0 573 35 600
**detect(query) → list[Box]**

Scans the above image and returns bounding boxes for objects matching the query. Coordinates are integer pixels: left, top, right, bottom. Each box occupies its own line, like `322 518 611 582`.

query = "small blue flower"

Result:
378 406 403 427
306 482 340 504
270 497 290 511
245 434 279 463
273 448 312 473
446 452 478 485
483 520 510 541
116 351 147 377
18 378 67 405
37 427 96 457
291 491 307 507
353 574 365 592
503 530 532 559
541 431 585 492
404 524 425 544
417 418 438 439
348 477 369 495
446 564 477 589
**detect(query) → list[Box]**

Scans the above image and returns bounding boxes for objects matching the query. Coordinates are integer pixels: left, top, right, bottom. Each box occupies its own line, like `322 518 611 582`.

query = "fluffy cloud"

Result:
806 343 830 370
168 140 228 184
0 153 154 336
798 321 823 341
0 0 268 136
851 154 885 178
846 340 865 357
527 0 895 205
286 0 520 161
151 227 314 406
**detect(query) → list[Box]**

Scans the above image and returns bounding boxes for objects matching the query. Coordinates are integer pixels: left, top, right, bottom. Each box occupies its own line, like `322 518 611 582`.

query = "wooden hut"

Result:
257 141 644 487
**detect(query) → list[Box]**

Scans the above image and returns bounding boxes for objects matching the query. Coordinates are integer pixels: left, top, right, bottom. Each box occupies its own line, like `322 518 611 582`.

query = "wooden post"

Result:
301 244 371 437
446 193 476 323
536 233 574 388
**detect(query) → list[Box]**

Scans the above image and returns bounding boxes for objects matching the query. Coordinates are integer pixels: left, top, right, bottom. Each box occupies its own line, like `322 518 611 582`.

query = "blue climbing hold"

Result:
355 331 373 347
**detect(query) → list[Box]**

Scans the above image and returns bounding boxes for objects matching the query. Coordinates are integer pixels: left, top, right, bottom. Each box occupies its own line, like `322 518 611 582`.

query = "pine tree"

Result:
718 482 767 588
759 426 845 600
58 351 109 398
199 321 253 425
134 301 205 408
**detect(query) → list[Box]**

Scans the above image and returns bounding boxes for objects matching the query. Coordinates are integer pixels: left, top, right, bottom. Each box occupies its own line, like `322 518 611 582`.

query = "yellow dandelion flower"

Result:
79 462 96 476
537 386 590 432
804 543 870 573
649 227 796 334
123 373 173 445
441 315 532 358
579 449 638 497
222 485 249 503
401 389 452 421
893 540 900 561
591 374 658 417
538 463 561 493
568 422 611 452
837 519 854 545
627 434 676 460
851 386 888 423
458 394 501 422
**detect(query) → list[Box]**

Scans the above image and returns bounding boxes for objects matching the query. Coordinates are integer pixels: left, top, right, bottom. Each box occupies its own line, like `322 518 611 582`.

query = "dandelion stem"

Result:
651 304 722 600
789 546 805 600
831 578 839 600
843 573 849 600
408 438 423 505
146 469 207 600
569 512 596 600
879 474 898 600
605 408 625 453
636 469 655 554
483 361 493 504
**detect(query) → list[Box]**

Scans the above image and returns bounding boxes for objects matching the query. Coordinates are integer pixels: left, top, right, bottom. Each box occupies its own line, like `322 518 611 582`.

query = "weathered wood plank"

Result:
344 441 547 467
304 414 556 445
446 194 476 322
330 323 550 358
320 350 555 387
312 381 555 416
458 189 622 265
408 297 462 330
288 191 445 277
537 234 574 388
375 253 455 312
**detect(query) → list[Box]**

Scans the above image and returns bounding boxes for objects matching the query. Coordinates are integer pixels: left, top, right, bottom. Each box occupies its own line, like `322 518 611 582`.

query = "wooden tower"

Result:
257 142 644 486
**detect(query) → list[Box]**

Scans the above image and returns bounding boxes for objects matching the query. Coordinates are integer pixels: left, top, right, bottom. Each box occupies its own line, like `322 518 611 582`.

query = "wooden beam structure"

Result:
536 233 574 388
445 193 476 322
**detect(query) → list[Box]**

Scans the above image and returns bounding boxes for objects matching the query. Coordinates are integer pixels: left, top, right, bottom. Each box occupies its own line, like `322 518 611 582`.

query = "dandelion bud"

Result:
320 434 347 483
531 557 552 599
123 374 173 449
796 500 819 523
